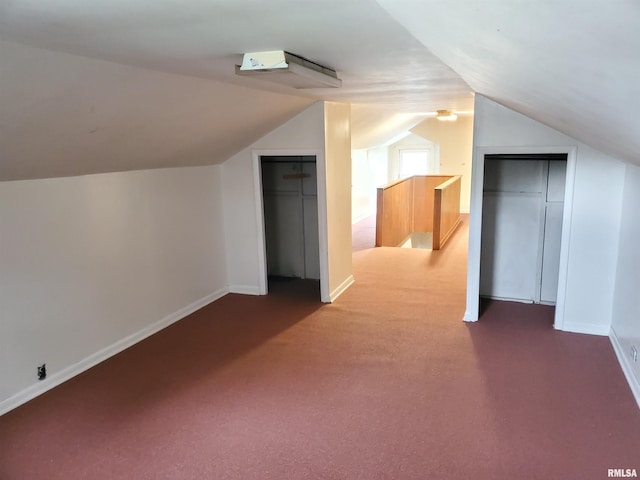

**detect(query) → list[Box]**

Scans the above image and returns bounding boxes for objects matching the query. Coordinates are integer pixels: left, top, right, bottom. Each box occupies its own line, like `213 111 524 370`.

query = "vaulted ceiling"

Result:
378 0 640 165
0 0 637 180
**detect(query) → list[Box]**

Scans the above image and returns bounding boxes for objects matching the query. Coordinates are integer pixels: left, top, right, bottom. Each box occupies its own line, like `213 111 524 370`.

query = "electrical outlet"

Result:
632 346 638 363
37 364 46 381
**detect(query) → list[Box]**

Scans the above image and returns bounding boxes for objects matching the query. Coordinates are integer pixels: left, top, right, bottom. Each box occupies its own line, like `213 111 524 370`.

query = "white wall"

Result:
466 95 625 336
0 166 228 413
411 116 474 212
611 164 640 407
324 102 354 300
369 146 393 186
351 149 373 223
222 101 354 302
222 102 326 295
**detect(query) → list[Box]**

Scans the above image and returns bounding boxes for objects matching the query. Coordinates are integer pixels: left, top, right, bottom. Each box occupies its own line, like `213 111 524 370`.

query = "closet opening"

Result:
260 155 321 300
480 153 568 307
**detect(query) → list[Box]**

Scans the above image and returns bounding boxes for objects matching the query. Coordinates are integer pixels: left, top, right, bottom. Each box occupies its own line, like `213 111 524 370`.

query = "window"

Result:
399 149 432 179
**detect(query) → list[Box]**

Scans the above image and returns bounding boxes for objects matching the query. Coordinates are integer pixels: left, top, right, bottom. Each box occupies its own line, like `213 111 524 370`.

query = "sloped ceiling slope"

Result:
351 105 431 150
0 0 472 108
377 0 640 166
0 0 473 180
0 41 314 181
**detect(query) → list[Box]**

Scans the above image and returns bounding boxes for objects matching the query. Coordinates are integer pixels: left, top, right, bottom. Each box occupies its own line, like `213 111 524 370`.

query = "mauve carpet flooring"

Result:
1 216 639 479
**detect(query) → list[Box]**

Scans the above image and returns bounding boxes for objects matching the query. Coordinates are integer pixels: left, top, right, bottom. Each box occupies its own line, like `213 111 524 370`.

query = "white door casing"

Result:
464 146 577 331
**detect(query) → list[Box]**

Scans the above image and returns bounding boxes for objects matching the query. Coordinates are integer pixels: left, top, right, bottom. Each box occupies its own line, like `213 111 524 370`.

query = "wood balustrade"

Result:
375 175 461 250
433 176 462 250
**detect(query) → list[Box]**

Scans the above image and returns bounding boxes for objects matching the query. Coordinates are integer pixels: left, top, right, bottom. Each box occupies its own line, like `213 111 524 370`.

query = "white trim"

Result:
0 288 228 416
561 321 610 336
252 152 269 296
252 149 331 303
330 274 355 302
463 144 487 322
552 147 577 331
464 145 577 326
228 285 262 295
315 151 331 303
463 310 477 322
610 327 640 410
480 295 534 304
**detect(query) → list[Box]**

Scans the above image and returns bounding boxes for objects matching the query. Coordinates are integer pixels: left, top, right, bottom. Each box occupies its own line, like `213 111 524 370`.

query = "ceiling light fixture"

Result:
436 110 458 121
235 50 341 89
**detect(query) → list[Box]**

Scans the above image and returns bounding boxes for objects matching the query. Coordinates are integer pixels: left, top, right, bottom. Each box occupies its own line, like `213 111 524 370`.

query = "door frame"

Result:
464 145 577 330
252 149 330 302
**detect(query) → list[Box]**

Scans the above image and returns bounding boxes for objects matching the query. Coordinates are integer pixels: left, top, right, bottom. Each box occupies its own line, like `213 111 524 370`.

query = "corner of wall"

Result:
221 101 328 297
323 101 353 300
0 284 229 416
329 275 355 302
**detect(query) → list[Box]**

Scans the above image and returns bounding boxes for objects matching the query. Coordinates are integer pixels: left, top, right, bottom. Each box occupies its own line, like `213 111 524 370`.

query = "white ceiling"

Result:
0 0 638 180
378 0 640 165
0 0 472 108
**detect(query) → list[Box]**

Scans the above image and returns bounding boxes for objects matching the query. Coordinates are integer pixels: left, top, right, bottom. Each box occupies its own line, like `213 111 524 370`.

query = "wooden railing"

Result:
433 176 462 249
375 177 414 247
375 175 462 250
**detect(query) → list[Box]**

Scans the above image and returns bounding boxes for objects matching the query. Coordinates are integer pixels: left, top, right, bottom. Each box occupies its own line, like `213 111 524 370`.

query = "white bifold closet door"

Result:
480 157 566 305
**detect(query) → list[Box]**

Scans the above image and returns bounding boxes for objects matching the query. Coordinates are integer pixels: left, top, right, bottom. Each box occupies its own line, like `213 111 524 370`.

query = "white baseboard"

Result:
560 321 610 336
330 275 355 302
610 327 640 410
229 285 262 295
481 295 534 305
0 288 229 417
463 310 478 322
